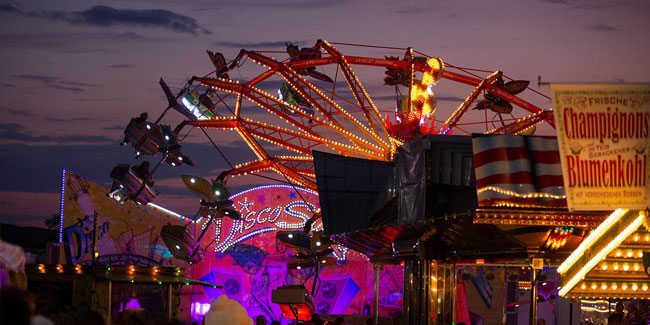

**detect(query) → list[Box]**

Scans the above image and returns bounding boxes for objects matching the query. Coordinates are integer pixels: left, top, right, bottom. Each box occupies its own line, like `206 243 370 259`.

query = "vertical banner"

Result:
550 84 650 210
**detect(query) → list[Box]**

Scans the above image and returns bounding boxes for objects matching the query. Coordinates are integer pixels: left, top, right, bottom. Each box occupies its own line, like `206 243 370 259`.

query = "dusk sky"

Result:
1 0 649 227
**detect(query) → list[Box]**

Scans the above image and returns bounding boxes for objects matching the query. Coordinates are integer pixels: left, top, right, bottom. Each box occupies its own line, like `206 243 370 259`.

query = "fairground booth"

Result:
24 39 650 325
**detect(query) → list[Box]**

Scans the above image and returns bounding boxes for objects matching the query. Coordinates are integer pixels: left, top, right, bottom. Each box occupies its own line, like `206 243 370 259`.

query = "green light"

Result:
130 279 134 283
157 281 162 285
185 282 190 285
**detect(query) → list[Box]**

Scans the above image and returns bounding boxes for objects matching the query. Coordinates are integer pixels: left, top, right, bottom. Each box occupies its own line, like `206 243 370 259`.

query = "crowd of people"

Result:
606 301 650 325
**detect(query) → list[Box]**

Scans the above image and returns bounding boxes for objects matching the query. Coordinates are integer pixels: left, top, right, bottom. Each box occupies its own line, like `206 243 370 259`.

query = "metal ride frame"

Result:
182 40 555 190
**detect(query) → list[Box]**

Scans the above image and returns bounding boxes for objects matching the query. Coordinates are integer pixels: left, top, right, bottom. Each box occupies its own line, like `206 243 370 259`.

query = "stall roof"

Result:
558 209 650 299
25 264 221 288
335 213 528 262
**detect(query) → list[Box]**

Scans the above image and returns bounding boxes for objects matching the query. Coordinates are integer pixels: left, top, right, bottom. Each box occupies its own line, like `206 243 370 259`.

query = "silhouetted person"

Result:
135 112 149 123
255 315 267 325
0 287 35 325
334 317 345 325
77 310 107 325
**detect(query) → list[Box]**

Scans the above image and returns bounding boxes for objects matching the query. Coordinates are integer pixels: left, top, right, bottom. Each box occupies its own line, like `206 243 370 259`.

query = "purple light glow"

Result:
191 302 211 318
125 298 142 309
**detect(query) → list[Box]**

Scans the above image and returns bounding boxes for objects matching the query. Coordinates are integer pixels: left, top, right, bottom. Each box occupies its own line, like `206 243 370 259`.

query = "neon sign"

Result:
206 185 322 253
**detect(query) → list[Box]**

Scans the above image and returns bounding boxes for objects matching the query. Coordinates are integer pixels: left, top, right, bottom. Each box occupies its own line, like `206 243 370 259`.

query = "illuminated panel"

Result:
210 185 321 253
558 209 647 297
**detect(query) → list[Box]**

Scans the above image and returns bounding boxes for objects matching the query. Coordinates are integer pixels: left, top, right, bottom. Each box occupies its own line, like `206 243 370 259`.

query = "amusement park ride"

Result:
106 39 556 321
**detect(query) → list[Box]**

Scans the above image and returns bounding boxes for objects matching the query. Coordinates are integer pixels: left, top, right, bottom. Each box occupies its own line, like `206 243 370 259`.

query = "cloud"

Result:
214 40 309 48
108 64 135 69
45 117 109 122
589 23 619 31
102 125 127 130
13 74 58 83
0 123 115 143
0 82 16 88
12 74 97 93
0 31 156 53
0 107 33 116
1 4 210 34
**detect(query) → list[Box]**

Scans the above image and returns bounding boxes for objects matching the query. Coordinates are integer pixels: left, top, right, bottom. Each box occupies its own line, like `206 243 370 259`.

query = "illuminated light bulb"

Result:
581 283 587 290
165 135 170 141
321 260 326 264
614 264 619 270
591 283 597 290
190 178 195 184
602 264 608 270
623 264 629 271
622 284 628 290
601 283 608 290
616 251 622 257
296 266 301 270
146 125 151 130
175 245 180 250
639 252 644 258
612 283 618 290
634 234 640 241
315 241 321 247
215 191 220 195
632 284 638 291
628 250 634 258
288 234 293 239
643 285 648 291
634 264 640 271
645 235 649 241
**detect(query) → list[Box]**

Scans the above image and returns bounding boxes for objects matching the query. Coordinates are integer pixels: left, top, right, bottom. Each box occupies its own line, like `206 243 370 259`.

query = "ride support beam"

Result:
196 77 387 157
441 71 502 134
318 40 391 150
485 109 554 135
190 117 385 160
236 51 391 151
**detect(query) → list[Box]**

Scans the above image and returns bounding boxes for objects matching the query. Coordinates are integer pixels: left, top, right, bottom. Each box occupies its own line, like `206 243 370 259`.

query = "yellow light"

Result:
612 283 618 290
558 209 627 273
581 283 587 290
614 263 619 270
634 234 640 241
623 284 628 290
632 284 638 291
559 210 642 297
634 264 640 271
643 284 648 291
616 250 622 257
601 283 608 290
627 250 634 258
602 263 608 270
623 264 629 271
591 283 597 290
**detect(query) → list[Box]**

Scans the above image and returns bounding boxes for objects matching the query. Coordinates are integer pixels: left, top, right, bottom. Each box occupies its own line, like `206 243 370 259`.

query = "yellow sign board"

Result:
550 84 650 211
60 168 189 265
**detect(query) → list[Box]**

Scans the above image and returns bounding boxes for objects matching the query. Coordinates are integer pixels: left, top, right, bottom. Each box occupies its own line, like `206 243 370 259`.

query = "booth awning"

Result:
558 209 650 299
335 214 528 261
25 264 221 288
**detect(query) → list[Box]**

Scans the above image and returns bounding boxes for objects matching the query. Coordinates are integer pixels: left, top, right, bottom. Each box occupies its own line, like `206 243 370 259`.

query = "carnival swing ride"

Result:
107 40 555 318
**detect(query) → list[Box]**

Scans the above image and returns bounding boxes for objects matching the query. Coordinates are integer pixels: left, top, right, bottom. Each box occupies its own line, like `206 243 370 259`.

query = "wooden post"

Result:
168 284 173 321
374 265 380 325
107 280 112 323
529 270 537 325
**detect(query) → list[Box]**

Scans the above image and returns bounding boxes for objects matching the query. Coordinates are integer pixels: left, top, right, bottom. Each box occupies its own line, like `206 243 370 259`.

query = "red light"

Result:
475 259 485 264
